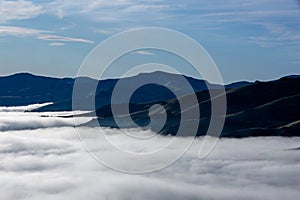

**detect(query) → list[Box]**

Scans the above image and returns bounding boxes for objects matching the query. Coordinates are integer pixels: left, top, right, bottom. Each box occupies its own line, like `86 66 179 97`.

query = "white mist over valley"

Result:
0 104 299 200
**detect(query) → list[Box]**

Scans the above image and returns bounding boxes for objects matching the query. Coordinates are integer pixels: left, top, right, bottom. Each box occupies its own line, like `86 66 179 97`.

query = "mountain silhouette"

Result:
0 71 225 110
1 72 299 137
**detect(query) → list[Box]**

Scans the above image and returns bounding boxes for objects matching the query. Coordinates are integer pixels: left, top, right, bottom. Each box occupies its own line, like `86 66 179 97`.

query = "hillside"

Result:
83 76 300 137
1 72 299 137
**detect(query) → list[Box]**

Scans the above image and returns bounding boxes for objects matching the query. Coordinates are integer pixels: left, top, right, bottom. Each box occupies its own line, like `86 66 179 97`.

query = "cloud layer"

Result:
0 102 53 112
0 108 299 200
0 107 90 131
0 26 94 44
0 0 44 23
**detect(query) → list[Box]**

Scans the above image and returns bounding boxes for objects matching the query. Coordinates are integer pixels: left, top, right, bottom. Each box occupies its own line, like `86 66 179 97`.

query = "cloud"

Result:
0 0 44 23
47 0 300 50
0 107 299 199
131 50 155 55
44 0 177 23
0 26 94 44
48 42 65 46
94 29 115 35
246 22 300 47
0 124 299 199
0 114 74 131
46 0 132 19
0 25 48 37
94 26 145 35
38 35 94 44
59 23 77 31
0 102 53 112
124 4 170 13
2 0 299 49
0 105 91 131
194 1 300 47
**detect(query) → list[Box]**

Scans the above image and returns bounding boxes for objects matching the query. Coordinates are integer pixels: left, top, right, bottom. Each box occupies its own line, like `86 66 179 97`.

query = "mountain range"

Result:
0 71 250 110
0 72 299 137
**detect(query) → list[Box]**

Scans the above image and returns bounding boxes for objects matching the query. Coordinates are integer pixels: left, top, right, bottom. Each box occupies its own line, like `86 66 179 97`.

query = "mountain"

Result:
82 75 300 137
0 73 74 106
0 71 226 110
1 72 299 137
225 81 252 89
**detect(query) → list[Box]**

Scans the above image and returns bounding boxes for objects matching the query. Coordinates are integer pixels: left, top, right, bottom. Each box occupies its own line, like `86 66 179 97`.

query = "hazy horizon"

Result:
1 69 300 85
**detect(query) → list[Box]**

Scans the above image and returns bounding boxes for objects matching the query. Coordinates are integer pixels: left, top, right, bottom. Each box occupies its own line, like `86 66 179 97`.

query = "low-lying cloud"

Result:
0 107 299 200
0 103 53 112
0 109 90 131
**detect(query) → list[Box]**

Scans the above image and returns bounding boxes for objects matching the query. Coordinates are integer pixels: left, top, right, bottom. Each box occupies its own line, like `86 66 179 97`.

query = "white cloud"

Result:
0 25 48 37
2 0 298 49
0 108 90 131
43 0 177 23
48 42 65 46
246 22 300 47
124 4 170 13
0 102 53 112
131 50 155 55
0 26 94 44
0 0 44 23
0 108 299 199
38 35 94 44
94 29 115 35
0 114 73 131
46 0 134 19
94 26 144 35
59 23 77 31
0 125 299 199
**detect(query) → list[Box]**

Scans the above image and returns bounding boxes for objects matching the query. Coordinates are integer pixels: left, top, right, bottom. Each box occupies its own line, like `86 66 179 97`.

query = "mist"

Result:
0 106 299 200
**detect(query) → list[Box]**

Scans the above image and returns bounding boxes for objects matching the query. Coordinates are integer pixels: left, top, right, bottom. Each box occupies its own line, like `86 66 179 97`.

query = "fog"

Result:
0 106 90 131
0 103 53 112
0 106 299 200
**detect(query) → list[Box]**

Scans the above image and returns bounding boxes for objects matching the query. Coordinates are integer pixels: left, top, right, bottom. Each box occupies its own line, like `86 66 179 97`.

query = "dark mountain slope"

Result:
223 93 300 137
0 73 74 106
82 76 300 137
225 77 300 114
1 72 299 137
27 71 225 111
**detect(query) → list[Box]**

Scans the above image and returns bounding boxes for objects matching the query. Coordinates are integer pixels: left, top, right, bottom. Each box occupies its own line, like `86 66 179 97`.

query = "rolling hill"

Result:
0 72 299 137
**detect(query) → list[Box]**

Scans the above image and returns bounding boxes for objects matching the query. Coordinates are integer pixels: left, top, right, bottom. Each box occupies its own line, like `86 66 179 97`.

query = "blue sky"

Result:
0 0 299 83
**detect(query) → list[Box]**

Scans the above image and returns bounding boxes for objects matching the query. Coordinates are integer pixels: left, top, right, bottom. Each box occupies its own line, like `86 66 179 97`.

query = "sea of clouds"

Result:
0 104 299 200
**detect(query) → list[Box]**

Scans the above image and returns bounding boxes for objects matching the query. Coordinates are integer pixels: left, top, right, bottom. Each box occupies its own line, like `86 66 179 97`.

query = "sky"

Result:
0 0 300 83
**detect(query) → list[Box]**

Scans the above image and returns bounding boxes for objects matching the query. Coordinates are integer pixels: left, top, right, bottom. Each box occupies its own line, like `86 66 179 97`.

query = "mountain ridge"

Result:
0 71 299 137
0 71 252 109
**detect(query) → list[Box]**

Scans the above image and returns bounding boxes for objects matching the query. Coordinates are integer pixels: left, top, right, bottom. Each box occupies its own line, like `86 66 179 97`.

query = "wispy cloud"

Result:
93 26 145 36
46 0 134 19
43 0 178 23
38 35 94 44
0 102 53 112
48 42 65 46
3 0 299 48
124 4 170 13
94 29 115 35
247 22 300 47
0 26 94 44
131 50 155 55
0 0 44 23
59 23 76 31
0 25 48 37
